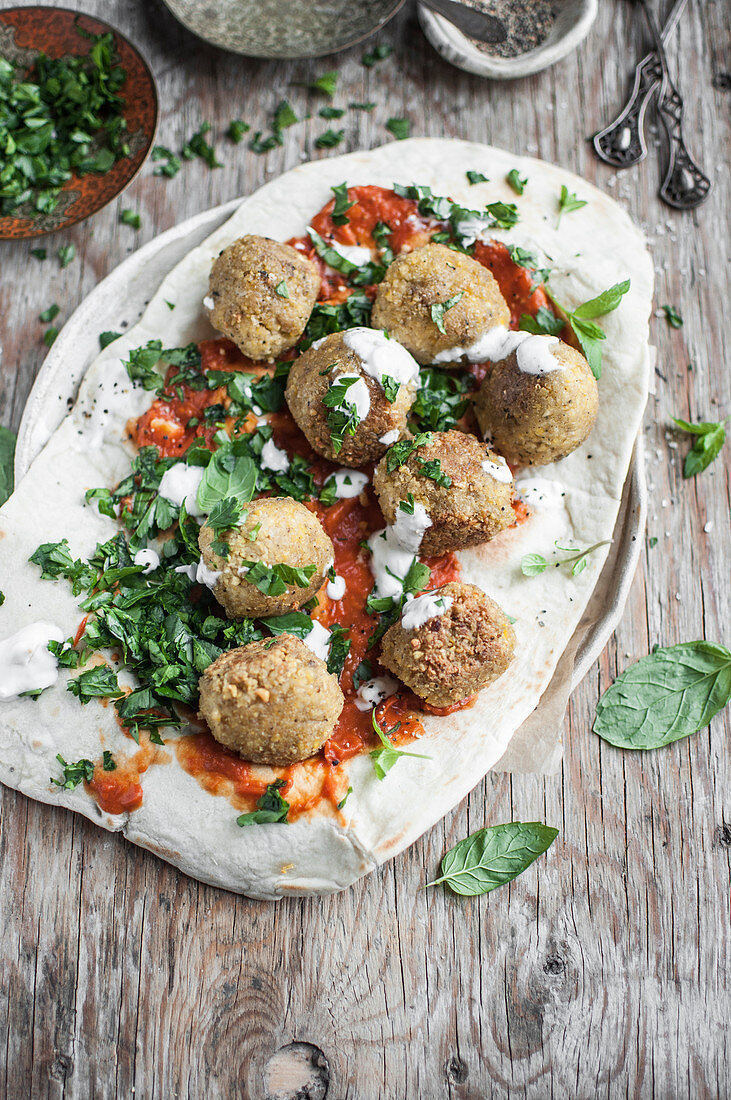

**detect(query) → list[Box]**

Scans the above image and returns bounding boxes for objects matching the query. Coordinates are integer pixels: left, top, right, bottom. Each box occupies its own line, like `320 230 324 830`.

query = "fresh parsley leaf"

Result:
227 119 250 143
386 117 410 140
556 185 588 226
300 292 372 349
426 822 558 896
307 226 357 275
0 426 17 507
39 303 59 323
430 292 464 335
370 708 430 780
31 248 47 260
466 170 488 185
308 71 338 97
381 374 400 403
237 779 290 825
51 754 95 790
57 243 75 268
385 432 433 471
327 623 351 677
274 280 289 298
349 101 376 111
315 128 344 149
506 168 527 195
362 44 393 67
99 330 121 349
67 664 123 703
417 458 452 488
43 327 59 347
519 307 564 337
323 375 364 452
181 121 222 168
319 106 345 120
593 642 731 750
102 750 116 771
120 208 141 229
123 339 165 392
662 304 683 328
241 561 316 597
672 415 728 477
409 369 472 433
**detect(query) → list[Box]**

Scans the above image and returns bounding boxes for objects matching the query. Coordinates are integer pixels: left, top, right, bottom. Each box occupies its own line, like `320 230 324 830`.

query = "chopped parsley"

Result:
385 432 433 471
237 779 290 826
662 304 683 328
322 376 364 453
506 169 527 195
39 303 59 323
386 117 410 140
51 754 94 790
68 665 124 703
31 248 47 260
319 106 345 120
331 182 355 225
519 306 564 337
327 624 351 677
349 101 376 111
227 119 250 143
362 44 393 67
241 561 317 597
44 327 59 347
417 458 452 488
102 750 116 771
151 145 181 178
120 208 141 229
308 71 338 97
381 375 400 403
466 170 488 185
300 292 372 349
181 121 222 168
556 185 588 226
409 368 473 433
57 243 75 268
99 330 122 349
274 280 289 298
430 292 464 334
315 128 344 149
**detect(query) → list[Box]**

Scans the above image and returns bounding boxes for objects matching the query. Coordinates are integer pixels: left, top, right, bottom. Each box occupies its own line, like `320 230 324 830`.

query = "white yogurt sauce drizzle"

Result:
260 438 290 473
326 574 346 601
332 242 373 267
379 429 400 445
343 328 419 391
158 463 206 517
368 502 432 602
203 295 215 311
333 374 371 421
324 469 369 500
0 622 64 700
433 325 561 375
481 455 513 484
401 591 453 631
354 674 399 712
302 620 331 663
174 560 221 589
133 548 160 574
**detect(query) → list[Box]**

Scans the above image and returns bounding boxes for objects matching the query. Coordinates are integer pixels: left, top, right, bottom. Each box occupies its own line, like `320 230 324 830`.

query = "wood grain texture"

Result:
0 1 729 1096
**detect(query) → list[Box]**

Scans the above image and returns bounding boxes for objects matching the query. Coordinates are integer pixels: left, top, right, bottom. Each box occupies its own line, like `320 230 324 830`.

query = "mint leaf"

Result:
572 279 630 320
672 416 727 477
197 450 257 511
593 642 731 749
370 709 430 780
521 553 547 576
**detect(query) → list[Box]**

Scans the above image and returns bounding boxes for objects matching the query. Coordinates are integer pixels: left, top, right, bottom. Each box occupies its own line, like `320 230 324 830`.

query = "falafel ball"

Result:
473 337 599 466
198 497 333 619
206 235 319 361
198 635 344 764
373 429 515 555
371 243 510 366
380 581 515 707
285 328 419 467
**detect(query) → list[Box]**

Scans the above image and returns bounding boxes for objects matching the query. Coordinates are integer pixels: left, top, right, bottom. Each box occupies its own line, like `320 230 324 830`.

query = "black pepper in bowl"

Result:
464 0 556 57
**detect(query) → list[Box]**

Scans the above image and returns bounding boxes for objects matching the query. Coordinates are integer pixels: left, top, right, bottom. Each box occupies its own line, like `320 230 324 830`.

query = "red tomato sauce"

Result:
87 735 162 816
108 184 549 820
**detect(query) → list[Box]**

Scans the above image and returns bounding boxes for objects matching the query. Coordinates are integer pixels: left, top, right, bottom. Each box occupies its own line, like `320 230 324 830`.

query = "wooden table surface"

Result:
1 0 729 1096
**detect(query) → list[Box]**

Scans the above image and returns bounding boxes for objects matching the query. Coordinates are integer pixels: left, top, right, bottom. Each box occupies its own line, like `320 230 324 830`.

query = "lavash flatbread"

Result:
0 139 654 898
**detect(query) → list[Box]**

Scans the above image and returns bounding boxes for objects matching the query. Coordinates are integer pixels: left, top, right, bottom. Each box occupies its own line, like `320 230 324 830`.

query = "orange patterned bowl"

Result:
0 6 158 239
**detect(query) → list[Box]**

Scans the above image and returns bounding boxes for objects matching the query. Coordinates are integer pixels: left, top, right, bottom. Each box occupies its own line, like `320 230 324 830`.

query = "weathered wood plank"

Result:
0 0 729 1096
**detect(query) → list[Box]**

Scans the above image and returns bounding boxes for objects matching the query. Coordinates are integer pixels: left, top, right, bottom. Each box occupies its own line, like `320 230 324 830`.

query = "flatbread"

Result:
0 139 654 898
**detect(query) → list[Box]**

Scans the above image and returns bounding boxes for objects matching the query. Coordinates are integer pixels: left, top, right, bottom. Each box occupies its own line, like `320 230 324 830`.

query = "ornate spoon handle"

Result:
593 0 687 168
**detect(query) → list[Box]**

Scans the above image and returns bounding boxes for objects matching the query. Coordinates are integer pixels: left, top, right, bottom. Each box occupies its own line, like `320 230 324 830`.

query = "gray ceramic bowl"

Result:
419 0 598 79
161 0 405 58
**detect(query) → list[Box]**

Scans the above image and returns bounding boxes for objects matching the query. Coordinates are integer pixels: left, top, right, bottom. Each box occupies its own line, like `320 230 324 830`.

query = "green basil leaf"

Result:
427 822 558 896
197 451 257 511
308 226 357 275
262 612 314 639
593 642 731 750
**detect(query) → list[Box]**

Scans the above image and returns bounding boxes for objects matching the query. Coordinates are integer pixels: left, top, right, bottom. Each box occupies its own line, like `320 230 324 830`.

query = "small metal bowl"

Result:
418 0 598 80
0 6 158 240
161 0 405 59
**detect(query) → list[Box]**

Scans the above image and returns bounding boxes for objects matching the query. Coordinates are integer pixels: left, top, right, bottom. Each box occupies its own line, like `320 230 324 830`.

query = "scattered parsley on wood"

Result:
315 128 344 149
227 119 250 143
349 101 376 111
426 822 558 896
39 303 59 323
593 642 731 750
362 44 393 67
57 243 76 268
672 415 728 477
662 304 683 328
386 117 410 140
319 106 345 120
506 168 527 195
43 327 59 347
151 145 181 178
431 292 464 334
307 71 338 97
120 208 141 229
556 185 588 227
181 122 222 168
31 248 47 261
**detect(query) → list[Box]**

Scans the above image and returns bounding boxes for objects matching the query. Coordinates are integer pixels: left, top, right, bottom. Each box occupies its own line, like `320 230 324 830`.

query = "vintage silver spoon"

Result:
419 0 508 44
593 0 687 169
636 0 711 208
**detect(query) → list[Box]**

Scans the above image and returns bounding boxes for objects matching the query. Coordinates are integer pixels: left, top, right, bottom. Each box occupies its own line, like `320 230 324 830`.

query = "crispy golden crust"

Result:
285 330 417 467
199 497 333 619
380 582 516 707
373 429 515 554
473 340 599 466
207 235 319 361
198 635 344 764
371 243 510 365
